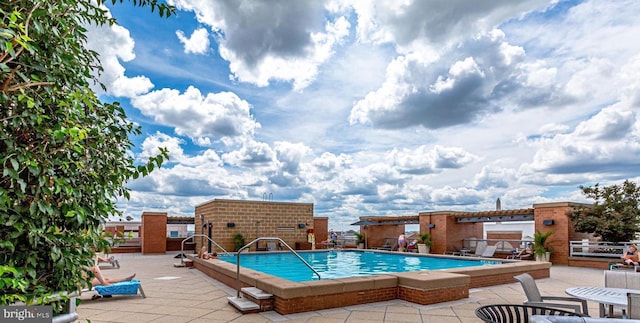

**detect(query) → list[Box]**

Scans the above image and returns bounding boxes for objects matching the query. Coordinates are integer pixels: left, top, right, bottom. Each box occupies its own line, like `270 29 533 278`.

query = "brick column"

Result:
141 211 167 254
533 202 590 265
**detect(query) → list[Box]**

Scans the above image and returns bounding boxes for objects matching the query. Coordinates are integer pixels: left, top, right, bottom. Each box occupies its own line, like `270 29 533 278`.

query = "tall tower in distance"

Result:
496 198 501 211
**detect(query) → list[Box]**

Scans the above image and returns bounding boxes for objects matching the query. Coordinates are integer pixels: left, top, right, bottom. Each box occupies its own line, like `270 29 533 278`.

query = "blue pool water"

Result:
218 250 501 282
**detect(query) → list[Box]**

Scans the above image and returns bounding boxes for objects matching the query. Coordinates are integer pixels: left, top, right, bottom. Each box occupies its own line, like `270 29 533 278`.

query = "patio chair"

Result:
475 304 588 323
466 241 487 257
513 273 589 315
374 238 397 251
266 242 278 251
508 249 534 260
605 270 640 317
475 245 497 258
91 279 146 300
628 292 640 319
444 245 463 256
97 254 120 269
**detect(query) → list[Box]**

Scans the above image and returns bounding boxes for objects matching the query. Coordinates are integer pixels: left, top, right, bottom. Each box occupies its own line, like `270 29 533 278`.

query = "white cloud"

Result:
85 12 154 97
131 86 260 145
176 27 210 54
349 30 531 129
520 103 640 179
168 0 349 90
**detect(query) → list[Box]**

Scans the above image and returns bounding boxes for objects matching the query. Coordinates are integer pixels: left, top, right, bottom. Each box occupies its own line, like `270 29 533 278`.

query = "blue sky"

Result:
86 0 640 229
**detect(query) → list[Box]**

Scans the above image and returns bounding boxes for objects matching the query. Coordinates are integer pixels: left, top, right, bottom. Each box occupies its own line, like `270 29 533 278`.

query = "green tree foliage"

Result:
568 180 640 242
0 0 173 306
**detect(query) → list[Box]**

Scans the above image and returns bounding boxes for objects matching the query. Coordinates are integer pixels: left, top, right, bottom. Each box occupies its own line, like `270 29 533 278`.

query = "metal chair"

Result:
475 304 588 323
514 273 589 315
628 292 640 319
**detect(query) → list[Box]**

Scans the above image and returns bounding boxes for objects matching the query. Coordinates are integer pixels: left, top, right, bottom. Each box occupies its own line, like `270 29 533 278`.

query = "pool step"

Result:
227 287 274 313
227 296 260 314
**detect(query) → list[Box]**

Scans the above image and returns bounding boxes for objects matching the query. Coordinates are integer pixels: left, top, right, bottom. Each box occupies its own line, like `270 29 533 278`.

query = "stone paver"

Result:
77 252 605 322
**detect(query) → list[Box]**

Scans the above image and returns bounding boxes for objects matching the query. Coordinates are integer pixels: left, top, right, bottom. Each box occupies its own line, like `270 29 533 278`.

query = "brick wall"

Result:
420 212 483 254
487 231 522 241
194 199 314 252
141 212 167 254
365 225 404 249
398 285 468 305
273 287 398 315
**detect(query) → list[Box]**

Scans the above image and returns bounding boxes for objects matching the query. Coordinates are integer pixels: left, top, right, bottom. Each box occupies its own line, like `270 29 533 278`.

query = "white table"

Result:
566 286 636 317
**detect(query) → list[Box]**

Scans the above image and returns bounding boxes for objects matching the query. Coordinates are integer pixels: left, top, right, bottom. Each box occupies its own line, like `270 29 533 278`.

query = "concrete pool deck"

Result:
77 251 607 322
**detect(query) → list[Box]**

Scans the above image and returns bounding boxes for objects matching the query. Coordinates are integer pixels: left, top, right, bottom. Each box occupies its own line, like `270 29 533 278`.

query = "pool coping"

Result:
191 250 551 315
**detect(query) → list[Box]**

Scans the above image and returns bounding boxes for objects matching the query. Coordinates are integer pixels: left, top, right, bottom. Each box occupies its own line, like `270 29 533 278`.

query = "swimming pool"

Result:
218 250 501 282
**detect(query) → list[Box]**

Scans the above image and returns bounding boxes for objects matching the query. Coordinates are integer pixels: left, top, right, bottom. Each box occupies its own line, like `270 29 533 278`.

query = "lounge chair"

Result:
468 245 497 258
479 245 497 258
444 245 463 256
513 273 588 315
98 257 120 269
464 241 487 257
267 242 278 251
91 280 146 300
406 239 418 253
475 304 587 322
374 238 398 251
507 248 534 260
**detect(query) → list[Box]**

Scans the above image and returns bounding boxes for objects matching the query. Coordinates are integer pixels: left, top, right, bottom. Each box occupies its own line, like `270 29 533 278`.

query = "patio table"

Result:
566 286 639 317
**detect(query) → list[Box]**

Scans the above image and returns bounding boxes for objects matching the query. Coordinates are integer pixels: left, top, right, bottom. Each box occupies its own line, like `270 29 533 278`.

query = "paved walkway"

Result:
77 252 606 322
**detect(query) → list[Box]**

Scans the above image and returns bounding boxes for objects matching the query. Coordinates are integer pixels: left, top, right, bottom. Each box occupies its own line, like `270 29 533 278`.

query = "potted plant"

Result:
355 232 365 249
232 233 245 252
417 233 432 254
532 230 554 262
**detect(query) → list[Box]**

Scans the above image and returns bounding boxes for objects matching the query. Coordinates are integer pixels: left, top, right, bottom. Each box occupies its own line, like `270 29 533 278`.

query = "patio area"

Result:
77 251 606 322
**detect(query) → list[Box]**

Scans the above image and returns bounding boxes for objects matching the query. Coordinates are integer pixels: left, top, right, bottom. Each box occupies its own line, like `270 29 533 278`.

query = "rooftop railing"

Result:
569 240 634 258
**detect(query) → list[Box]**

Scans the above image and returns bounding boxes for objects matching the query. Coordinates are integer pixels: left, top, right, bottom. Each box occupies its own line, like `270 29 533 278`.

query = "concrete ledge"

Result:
335 276 376 292
391 271 469 290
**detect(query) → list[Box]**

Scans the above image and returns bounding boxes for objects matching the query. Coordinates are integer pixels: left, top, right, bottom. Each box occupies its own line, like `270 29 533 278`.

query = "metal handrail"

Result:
569 240 634 258
235 237 321 298
179 234 230 265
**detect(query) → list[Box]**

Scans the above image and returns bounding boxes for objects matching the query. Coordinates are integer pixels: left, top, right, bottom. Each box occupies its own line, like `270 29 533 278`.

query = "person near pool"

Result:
398 233 406 252
621 244 639 266
330 230 337 246
198 246 217 260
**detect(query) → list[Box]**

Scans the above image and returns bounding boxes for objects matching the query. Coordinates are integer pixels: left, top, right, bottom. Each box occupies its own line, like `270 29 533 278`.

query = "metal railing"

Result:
179 234 230 265
569 240 635 258
235 237 321 298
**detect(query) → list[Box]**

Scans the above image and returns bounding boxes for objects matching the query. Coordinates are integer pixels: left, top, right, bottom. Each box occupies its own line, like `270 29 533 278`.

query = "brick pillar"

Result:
314 217 328 246
533 202 590 265
141 212 167 254
419 211 483 254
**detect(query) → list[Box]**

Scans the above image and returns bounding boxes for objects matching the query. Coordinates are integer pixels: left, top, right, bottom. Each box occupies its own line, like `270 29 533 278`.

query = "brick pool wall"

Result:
191 252 551 315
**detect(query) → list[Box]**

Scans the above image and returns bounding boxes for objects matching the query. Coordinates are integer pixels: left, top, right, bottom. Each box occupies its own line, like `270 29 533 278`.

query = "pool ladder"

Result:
235 237 321 298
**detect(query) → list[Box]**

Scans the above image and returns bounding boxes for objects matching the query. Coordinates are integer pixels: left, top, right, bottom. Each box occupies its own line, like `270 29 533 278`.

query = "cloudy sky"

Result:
89 0 640 230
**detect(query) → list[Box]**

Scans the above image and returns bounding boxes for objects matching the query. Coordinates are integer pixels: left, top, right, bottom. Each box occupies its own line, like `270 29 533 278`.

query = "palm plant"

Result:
418 233 432 247
355 232 365 245
532 230 554 256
